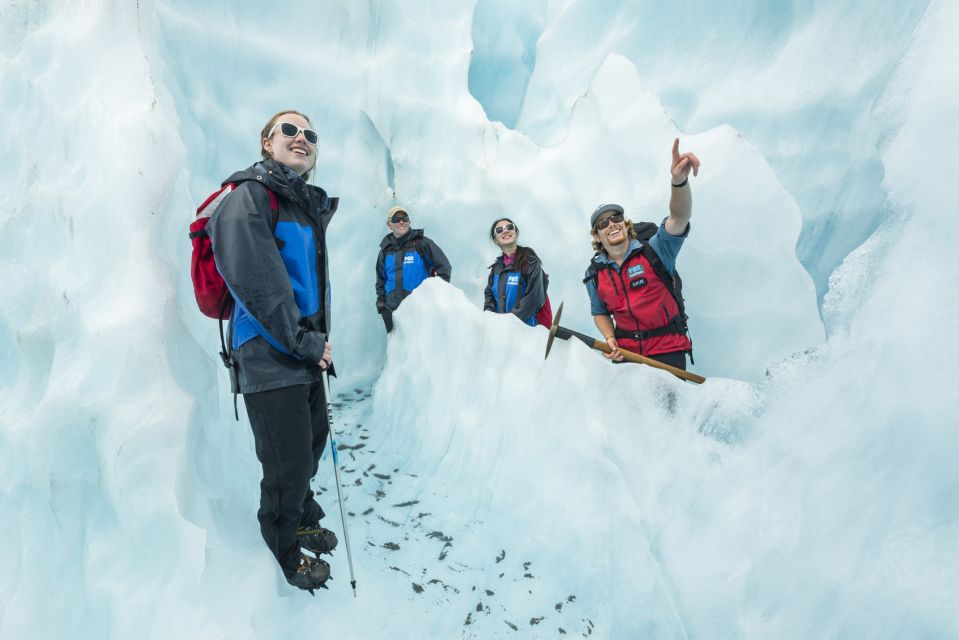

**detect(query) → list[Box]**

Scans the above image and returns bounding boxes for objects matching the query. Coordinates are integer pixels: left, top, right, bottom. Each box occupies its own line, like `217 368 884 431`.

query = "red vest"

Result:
594 248 692 356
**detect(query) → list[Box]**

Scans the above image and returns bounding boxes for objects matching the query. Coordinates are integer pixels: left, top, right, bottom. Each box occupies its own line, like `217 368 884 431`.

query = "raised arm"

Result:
665 138 700 236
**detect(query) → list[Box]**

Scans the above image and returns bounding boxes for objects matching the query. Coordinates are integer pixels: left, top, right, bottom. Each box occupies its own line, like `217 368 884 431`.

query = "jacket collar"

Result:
593 239 643 266
380 227 424 250
226 160 334 211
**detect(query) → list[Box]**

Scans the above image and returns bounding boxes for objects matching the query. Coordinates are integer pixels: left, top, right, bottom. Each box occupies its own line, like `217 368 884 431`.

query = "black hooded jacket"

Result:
207 159 338 393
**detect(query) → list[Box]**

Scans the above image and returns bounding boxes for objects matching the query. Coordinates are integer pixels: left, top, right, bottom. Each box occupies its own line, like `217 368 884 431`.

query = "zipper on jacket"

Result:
305 188 328 334
614 250 646 353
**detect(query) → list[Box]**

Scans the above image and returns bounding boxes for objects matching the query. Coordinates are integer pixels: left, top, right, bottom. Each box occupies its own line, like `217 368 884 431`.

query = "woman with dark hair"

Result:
484 217 549 327
206 110 339 593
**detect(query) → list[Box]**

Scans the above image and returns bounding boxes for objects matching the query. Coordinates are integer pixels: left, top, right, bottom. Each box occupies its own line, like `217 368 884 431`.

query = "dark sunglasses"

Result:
269 121 318 145
494 223 516 235
594 213 625 231
390 214 410 223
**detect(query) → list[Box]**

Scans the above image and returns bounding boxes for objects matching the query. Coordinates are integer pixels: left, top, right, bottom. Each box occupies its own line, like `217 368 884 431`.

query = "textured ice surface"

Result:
513 2 933 305
1 1 956 638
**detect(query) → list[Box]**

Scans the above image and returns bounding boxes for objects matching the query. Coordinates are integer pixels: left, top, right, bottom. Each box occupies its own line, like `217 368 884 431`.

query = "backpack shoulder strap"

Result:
640 241 686 318
632 222 680 303
582 256 603 285
640 242 670 285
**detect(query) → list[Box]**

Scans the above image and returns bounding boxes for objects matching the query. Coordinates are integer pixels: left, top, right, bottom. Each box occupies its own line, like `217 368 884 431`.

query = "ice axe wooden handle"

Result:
592 337 706 384
545 302 706 384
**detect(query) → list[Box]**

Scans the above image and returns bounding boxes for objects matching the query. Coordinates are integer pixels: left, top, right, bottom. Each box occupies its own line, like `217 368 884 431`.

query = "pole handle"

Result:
591 339 706 384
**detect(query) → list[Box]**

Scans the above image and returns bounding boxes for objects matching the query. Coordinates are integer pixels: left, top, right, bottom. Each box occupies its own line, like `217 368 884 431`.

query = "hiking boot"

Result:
287 554 331 593
297 522 338 556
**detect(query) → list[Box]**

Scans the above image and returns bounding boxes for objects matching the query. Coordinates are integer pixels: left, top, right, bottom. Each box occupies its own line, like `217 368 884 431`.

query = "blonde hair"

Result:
260 110 314 179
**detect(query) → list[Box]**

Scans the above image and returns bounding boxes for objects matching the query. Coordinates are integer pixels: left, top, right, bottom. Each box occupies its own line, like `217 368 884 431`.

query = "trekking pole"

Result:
544 302 706 384
322 370 358 597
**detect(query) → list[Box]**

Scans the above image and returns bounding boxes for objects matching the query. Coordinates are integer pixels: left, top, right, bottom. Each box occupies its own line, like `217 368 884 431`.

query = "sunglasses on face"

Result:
494 223 516 235
268 121 319 145
594 213 625 231
390 214 410 223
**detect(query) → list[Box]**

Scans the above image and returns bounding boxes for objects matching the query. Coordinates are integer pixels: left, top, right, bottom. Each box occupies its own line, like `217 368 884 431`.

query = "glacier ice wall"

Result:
468 0 546 128
510 1 933 306
1 0 956 638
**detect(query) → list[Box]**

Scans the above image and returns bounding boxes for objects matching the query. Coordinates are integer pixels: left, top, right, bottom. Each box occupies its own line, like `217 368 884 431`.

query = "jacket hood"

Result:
380 227 425 250
225 160 337 213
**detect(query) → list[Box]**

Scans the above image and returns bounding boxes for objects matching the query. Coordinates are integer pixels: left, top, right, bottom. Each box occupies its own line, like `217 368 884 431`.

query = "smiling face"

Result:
492 219 518 249
593 213 628 252
262 112 316 177
387 212 411 238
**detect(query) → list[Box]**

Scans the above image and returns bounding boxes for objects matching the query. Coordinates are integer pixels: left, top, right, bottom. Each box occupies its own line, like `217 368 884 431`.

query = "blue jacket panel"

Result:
382 249 431 296
489 271 536 326
232 219 320 351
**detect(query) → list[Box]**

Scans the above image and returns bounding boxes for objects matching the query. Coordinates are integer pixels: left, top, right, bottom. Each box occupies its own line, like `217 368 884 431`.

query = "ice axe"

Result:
545 302 706 384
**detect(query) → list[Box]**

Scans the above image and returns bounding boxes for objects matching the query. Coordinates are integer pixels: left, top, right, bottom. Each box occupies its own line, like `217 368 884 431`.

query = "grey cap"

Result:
590 203 624 228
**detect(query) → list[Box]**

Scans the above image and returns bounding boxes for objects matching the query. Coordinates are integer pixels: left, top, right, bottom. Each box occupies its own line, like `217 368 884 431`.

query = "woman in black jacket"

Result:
207 110 338 593
484 217 548 327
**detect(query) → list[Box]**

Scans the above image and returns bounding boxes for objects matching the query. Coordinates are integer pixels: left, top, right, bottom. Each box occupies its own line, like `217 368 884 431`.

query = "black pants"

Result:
380 308 394 333
647 350 687 371
243 382 329 577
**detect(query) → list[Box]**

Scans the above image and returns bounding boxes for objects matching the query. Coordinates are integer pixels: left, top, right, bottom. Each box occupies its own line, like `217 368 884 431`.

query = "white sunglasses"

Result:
267 121 318 145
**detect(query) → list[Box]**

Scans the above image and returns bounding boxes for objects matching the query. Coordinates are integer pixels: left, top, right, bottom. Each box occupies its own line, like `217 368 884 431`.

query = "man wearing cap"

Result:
375 205 452 332
583 138 700 370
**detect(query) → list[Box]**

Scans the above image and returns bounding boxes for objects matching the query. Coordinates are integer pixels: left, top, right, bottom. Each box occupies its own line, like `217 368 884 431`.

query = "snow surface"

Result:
1 1 957 638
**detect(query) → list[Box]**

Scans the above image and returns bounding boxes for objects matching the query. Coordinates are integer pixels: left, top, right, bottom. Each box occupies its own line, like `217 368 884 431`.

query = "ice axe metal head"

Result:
544 302 564 359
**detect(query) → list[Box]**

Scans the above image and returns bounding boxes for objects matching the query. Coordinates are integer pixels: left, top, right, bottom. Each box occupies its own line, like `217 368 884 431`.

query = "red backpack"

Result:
188 182 278 319
534 273 553 328
535 296 553 328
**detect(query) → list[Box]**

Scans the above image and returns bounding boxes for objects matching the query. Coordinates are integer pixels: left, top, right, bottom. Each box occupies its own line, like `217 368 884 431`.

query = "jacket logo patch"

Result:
627 264 645 278
507 273 521 285
403 254 415 265
630 277 647 289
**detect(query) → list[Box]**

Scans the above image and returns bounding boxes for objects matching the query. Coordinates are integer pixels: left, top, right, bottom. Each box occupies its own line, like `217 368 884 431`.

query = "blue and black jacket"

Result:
375 229 451 312
207 160 338 394
484 249 547 327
